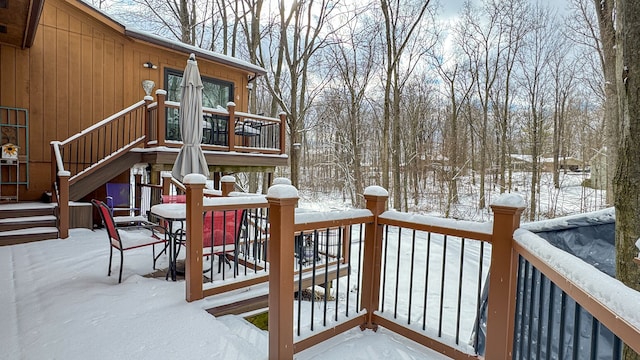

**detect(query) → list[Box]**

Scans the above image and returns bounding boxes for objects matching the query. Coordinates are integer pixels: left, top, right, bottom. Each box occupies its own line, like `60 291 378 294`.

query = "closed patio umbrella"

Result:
171 54 210 181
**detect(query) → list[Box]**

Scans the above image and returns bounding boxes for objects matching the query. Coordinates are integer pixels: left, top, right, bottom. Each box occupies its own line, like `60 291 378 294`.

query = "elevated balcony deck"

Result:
50 91 288 203
143 90 288 170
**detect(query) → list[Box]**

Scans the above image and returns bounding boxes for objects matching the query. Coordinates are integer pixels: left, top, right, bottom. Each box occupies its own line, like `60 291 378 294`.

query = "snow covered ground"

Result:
299 171 606 223
0 228 450 360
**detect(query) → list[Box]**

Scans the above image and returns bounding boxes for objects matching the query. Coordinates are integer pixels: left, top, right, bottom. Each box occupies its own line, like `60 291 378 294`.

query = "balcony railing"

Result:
178 178 640 360
145 89 286 155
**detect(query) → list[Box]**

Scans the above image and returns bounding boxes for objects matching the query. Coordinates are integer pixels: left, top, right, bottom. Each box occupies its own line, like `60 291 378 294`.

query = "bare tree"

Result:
114 0 213 46
258 0 338 188
232 0 264 192
400 76 438 211
517 4 556 221
211 0 230 53
378 0 435 210
567 0 618 205
434 48 475 215
456 0 505 210
491 0 530 194
237 0 262 88
548 36 577 191
325 8 378 207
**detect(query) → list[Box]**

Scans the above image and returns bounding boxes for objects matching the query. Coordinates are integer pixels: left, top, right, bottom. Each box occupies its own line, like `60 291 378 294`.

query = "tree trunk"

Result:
392 71 402 210
530 110 539 222
179 0 190 44
381 38 392 194
594 0 619 206
479 100 488 210
448 75 459 204
614 1 640 357
350 97 364 208
552 104 560 189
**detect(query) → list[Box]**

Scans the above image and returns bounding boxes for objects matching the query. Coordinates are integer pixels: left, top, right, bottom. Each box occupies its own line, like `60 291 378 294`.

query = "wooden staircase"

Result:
0 202 59 245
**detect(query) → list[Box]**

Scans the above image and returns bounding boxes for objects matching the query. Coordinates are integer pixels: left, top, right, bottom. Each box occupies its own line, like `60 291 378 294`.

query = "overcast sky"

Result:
438 0 465 18
437 0 568 19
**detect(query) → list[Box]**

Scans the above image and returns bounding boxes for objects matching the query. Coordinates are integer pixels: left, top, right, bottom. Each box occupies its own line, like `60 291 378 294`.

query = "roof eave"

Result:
125 29 267 77
22 0 45 48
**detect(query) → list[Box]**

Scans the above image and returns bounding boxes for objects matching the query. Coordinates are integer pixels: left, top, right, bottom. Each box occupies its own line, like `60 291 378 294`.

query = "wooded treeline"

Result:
103 0 609 220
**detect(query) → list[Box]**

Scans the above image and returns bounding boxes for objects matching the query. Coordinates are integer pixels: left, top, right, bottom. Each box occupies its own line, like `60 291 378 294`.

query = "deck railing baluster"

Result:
438 235 448 338
393 227 402 319
334 227 342 322
455 238 466 344
380 225 389 313
422 232 432 331
474 241 485 351
408 229 416 325
297 230 304 336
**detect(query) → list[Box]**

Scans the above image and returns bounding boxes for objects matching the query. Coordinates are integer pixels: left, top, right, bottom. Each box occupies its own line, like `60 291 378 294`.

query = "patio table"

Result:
150 203 186 281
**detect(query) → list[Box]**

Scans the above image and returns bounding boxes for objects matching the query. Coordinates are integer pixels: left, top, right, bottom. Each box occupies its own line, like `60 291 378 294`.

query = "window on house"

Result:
164 68 234 141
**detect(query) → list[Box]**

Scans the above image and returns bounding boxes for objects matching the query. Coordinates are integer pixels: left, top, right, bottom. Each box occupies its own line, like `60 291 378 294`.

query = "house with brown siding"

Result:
0 0 286 240
0 0 286 207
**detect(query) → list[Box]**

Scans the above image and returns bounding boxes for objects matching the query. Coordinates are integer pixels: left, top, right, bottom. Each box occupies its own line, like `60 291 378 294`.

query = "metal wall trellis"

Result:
0 106 29 187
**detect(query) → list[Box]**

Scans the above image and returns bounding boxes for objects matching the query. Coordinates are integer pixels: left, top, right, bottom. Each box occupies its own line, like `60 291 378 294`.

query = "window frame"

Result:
163 67 235 141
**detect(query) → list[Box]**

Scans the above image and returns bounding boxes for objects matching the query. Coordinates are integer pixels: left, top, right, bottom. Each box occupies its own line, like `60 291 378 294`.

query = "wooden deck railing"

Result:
51 97 152 238
146 89 286 155
513 234 640 358
50 98 151 185
179 179 640 360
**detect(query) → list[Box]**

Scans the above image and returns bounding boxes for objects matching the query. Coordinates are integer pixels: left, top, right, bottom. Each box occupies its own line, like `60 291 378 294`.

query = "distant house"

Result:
508 154 533 171
508 154 586 173
0 0 286 203
540 156 585 172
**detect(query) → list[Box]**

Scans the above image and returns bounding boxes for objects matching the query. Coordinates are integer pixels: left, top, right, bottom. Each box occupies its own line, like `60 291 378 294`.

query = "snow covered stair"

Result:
0 202 58 245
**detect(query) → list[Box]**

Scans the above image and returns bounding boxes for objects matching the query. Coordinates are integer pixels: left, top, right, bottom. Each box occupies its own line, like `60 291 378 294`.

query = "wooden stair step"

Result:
0 203 56 220
0 202 59 245
208 295 269 317
0 226 59 246
206 266 348 317
0 215 57 231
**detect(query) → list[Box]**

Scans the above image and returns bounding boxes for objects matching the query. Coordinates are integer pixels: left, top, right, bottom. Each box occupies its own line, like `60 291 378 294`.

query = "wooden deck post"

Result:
360 186 388 329
162 173 171 196
156 89 167 147
279 112 287 155
213 172 221 190
221 175 235 196
57 171 70 239
184 174 206 302
50 143 57 201
143 95 153 145
341 225 351 265
266 183 298 360
485 196 525 359
227 102 236 152
134 172 142 215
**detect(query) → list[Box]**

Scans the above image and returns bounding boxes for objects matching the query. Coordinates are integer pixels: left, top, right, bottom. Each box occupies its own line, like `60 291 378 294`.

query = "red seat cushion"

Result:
162 194 186 203
203 210 243 249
